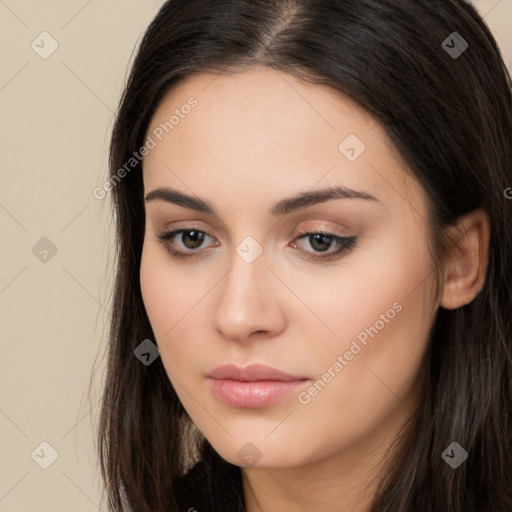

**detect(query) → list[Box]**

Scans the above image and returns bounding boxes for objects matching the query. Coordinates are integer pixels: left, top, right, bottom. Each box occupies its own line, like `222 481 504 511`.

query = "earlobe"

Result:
440 208 490 310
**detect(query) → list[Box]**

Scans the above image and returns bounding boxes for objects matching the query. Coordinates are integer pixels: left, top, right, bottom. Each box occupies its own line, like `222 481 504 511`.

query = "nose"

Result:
211 249 287 343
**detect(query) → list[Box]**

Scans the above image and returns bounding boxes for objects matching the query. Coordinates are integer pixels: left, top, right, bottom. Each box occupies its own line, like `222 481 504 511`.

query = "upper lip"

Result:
207 363 308 382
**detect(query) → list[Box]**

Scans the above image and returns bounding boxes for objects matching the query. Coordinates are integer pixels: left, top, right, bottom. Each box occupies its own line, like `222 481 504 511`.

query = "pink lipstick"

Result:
206 363 309 408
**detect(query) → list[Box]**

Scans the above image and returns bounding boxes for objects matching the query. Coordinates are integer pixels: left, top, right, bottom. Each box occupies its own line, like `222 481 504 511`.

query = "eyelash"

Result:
155 228 357 262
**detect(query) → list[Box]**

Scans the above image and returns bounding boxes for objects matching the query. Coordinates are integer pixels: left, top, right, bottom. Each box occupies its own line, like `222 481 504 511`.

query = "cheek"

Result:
139 242 212 375
140 245 174 336
140 241 199 335
294 289 431 462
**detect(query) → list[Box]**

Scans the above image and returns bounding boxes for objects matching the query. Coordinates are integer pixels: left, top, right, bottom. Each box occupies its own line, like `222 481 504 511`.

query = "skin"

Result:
139 66 490 512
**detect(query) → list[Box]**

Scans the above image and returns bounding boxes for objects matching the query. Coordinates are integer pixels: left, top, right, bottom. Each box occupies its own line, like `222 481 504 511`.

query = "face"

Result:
140 66 440 469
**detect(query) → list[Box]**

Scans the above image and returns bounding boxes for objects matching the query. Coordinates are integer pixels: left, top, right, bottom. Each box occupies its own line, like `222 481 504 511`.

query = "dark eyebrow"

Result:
144 186 379 216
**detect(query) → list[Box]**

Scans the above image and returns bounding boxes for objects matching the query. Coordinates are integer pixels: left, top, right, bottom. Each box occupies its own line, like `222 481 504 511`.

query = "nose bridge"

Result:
222 229 268 295
220 243 268 315
211 239 283 339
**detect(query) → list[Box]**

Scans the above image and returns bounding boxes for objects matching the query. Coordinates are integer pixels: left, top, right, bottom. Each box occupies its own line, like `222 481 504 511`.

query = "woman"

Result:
96 0 512 510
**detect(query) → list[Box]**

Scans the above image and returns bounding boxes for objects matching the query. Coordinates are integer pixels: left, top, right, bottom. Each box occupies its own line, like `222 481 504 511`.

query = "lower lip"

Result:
208 378 308 408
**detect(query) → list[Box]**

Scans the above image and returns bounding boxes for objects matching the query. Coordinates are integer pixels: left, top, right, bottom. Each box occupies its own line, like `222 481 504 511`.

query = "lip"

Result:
207 363 307 382
206 363 309 408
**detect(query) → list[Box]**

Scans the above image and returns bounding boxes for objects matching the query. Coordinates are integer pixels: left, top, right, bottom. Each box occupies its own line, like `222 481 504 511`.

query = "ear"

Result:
440 208 490 310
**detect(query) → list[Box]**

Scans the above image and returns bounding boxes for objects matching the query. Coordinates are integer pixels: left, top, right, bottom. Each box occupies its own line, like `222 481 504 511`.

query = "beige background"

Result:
0 1 510 510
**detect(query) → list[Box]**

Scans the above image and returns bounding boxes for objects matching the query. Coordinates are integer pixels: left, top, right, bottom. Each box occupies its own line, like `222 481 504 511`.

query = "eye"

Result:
291 230 357 262
156 229 216 260
155 228 357 262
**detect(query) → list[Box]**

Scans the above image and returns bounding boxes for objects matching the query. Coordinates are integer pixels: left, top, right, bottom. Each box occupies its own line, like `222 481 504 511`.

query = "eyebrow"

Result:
144 185 379 216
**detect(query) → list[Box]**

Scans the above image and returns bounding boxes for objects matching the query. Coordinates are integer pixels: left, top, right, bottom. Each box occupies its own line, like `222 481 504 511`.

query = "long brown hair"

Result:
95 0 512 510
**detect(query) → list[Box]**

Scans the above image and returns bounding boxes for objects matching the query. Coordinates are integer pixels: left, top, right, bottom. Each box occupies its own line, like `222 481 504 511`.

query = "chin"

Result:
207 433 312 470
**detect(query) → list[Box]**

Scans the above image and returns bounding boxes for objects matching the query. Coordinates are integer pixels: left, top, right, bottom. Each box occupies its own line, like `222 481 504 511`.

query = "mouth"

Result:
206 363 310 408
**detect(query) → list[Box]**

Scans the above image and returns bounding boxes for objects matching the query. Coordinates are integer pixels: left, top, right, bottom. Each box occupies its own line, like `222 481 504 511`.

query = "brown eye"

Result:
178 230 206 249
292 231 357 262
156 229 216 260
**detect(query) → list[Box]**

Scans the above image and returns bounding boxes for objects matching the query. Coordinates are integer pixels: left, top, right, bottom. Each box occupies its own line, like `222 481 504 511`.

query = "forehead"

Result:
145 66 378 158
142 66 423 218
